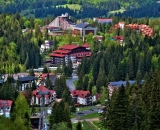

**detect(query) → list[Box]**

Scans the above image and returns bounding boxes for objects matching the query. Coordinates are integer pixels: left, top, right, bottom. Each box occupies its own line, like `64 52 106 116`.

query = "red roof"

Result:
0 100 12 107
32 85 55 98
50 53 66 57
53 49 71 54
59 44 78 50
71 90 90 98
82 43 90 48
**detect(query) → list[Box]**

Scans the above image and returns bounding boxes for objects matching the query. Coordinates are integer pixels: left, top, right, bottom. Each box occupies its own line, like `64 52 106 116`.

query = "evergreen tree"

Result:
76 122 82 130
107 85 132 130
13 93 31 130
148 71 160 129
100 86 108 106
45 73 52 89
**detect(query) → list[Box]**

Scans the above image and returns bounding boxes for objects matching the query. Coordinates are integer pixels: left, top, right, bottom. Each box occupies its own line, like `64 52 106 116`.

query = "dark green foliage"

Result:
49 100 72 129
76 122 82 130
42 66 49 73
107 85 132 130
45 73 52 89
54 75 67 98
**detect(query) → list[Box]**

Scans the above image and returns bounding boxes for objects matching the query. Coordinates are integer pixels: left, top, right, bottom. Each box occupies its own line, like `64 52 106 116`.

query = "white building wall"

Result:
77 97 87 105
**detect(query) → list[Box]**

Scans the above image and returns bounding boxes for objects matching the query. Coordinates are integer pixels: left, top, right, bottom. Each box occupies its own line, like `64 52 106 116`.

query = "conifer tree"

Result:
107 85 132 130
13 93 31 130
76 122 82 130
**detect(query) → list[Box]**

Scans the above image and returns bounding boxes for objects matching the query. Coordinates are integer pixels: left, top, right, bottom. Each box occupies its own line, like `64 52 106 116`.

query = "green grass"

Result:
78 106 101 111
56 4 81 10
73 80 78 88
92 121 107 130
81 112 100 119
108 8 125 15
72 121 90 130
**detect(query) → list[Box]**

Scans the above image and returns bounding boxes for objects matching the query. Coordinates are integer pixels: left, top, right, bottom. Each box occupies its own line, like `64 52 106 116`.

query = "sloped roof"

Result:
75 23 91 29
71 90 90 98
53 49 71 54
109 80 144 87
18 76 38 82
59 44 78 50
50 53 66 57
0 100 12 107
32 85 55 98
82 43 90 48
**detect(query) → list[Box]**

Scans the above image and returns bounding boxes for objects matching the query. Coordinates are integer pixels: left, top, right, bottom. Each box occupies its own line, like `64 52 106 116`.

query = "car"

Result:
90 109 94 111
77 111 84 115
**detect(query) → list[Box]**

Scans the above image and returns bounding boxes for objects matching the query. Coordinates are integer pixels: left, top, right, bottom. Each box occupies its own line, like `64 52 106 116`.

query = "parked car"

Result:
77 111 84 115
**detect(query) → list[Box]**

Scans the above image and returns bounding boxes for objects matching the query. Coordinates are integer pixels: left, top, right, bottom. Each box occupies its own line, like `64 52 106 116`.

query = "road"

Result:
66 74 78 91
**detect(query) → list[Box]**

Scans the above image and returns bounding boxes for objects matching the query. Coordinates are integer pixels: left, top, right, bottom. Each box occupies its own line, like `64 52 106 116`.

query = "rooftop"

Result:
75 23 90 29
18 76 38 82
59 44 79 50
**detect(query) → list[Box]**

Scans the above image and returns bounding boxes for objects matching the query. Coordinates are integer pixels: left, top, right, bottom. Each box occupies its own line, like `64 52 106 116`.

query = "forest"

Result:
0 11 160 129
0 0 159 19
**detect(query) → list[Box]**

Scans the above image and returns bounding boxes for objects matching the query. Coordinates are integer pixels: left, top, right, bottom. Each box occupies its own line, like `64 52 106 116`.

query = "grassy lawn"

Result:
92 121 107 130
72 121 96 130
56 4 81 10
77 106 101 111
81 112 100 119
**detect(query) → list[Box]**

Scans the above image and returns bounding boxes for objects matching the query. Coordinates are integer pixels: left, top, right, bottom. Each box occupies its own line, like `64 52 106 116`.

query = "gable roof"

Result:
71 90 90 98
59 44 78 50
32 85 55 98
0 100 12 107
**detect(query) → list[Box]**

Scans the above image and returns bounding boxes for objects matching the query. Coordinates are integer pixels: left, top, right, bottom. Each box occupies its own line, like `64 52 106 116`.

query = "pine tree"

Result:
148 71 160 129
13 93 31 130
107 85 132 130
76 122 82 130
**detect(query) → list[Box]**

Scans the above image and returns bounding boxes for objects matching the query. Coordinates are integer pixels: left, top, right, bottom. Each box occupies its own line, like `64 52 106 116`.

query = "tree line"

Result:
101 70 160 130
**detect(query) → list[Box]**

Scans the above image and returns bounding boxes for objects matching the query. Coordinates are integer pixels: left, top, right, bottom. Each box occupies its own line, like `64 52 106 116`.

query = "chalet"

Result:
72 22 97 38
15 76 38 91
31 85 56 106
40 40 53 53
71 90 92 105
50 44 91 66
0 100 12 118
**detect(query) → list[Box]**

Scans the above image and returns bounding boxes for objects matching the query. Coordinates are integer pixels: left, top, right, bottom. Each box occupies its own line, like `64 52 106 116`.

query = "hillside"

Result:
0 0 159 19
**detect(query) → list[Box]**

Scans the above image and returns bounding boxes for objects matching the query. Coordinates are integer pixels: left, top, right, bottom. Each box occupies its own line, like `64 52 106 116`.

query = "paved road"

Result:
66 75 78 91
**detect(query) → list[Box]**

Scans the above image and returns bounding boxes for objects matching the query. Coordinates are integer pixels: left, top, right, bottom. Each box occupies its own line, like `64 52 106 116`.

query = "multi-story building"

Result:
50 44 91 66
70 90 92 105
31 85 56 106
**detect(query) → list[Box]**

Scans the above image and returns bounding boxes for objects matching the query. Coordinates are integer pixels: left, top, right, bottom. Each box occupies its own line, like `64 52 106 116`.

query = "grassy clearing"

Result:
56 4 81 10
78 106 101 111
81 112 100 119
108 8 125 15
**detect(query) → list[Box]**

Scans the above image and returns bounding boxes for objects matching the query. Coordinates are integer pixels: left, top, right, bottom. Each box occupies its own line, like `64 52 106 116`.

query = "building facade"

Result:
31 85 56 106
71 90 92 105
50 44 91 66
